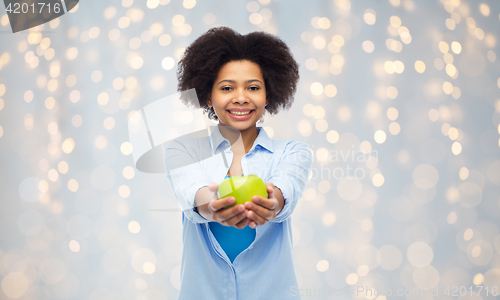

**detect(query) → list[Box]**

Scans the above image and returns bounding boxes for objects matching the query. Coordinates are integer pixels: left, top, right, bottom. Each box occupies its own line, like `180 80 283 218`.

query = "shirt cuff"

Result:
184 207 209 223
182 182 212 224
269 177 293 223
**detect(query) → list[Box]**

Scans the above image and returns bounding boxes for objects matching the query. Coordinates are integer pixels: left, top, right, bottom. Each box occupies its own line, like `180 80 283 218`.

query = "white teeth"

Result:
229 110 251 116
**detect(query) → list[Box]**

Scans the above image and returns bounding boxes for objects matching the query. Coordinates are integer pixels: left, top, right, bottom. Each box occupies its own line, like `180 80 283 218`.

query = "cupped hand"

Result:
243 182 281 228
202 182 250 229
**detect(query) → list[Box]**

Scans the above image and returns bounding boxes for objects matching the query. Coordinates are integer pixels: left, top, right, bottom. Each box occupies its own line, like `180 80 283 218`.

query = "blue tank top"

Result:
208 175 256 263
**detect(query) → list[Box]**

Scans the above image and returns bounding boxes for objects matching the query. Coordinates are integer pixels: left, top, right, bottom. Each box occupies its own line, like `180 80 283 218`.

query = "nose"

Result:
232 88 249 104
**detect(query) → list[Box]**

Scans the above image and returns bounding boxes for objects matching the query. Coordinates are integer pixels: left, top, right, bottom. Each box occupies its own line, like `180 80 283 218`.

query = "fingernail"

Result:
238 205 244 212
250 224 256 229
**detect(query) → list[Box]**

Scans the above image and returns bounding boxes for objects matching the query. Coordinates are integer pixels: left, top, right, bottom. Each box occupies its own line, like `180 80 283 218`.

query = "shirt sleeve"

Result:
268 140 313 223
163 137 213 224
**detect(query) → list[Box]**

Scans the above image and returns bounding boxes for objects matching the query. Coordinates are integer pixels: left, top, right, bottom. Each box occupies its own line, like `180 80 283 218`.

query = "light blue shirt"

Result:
163 124 313 300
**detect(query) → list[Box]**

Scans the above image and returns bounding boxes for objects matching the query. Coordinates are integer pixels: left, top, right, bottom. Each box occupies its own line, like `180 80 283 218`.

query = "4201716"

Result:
5 2 62 14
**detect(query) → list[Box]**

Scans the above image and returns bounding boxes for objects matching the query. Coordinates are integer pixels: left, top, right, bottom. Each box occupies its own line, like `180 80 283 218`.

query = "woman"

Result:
164 26 313 300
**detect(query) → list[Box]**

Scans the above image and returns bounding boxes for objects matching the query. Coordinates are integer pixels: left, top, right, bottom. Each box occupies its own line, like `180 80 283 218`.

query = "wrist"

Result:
194 186 213 221
273 185 285 214
194 206 209 220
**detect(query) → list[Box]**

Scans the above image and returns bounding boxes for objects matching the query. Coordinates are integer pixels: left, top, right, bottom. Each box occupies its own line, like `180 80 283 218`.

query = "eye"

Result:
249 86 260 91
221 86 232 91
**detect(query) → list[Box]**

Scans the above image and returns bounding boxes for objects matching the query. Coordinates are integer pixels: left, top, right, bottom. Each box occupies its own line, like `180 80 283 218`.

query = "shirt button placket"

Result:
242 157 247 175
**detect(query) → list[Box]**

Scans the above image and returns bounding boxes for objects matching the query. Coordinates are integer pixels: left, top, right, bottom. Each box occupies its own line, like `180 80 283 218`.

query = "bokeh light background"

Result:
1 0 500 299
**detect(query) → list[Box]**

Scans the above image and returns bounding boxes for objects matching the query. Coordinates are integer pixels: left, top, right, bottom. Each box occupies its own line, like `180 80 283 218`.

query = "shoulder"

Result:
271 138 311 152
265 138 313 177
258 127 307 151
269 138 312 161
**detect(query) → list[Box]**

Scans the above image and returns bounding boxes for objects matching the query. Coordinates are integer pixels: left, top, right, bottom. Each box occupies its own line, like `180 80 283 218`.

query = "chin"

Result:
229 123 256 129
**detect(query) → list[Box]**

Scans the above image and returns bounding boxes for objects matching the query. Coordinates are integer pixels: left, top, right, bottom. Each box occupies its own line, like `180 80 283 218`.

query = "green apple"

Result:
218 175 268 209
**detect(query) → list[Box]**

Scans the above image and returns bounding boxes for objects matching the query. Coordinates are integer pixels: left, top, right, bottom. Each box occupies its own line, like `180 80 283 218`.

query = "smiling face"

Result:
207 60 268 132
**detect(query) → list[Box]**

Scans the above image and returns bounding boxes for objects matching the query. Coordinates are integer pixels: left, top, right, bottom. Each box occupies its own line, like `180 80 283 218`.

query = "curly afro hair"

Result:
177 26 299 121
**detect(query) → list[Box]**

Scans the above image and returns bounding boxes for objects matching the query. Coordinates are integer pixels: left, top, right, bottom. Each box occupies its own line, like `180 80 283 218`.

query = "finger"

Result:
245 208 269 226
217 204 246 220
222 209 248 227
247 200 276 221
210 183 220 203
248 220 257 229
234 217 251 230
266 183 275 194
211 197 236 211
252 195 277 210
209 200 216 212
208 182 218 191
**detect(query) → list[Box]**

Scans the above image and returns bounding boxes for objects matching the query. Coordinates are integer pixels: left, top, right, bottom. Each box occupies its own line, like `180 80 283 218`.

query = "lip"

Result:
227 109 255 121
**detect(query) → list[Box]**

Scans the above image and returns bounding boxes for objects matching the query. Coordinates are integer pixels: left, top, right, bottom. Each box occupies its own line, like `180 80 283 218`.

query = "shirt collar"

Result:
209 124 273 154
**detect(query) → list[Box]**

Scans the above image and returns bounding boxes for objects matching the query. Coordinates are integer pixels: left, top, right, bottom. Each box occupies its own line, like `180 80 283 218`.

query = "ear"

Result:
265 98 268 107
207 96 212 107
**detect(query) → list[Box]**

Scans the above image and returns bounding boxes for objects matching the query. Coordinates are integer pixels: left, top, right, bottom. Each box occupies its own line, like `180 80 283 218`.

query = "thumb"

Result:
208 182 218 193
266 183 274 197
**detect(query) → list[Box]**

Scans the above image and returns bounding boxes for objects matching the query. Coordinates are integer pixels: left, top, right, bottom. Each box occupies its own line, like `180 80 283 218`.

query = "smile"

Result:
227 110 255 120
228 110 252 115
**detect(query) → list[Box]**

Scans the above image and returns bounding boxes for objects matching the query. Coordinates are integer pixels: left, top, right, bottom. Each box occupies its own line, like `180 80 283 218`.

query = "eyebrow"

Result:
216 79 263 85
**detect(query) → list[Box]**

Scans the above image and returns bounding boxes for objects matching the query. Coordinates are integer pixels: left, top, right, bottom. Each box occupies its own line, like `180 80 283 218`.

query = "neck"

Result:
219 123 259 154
